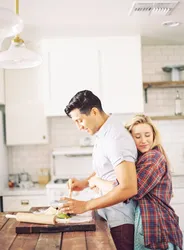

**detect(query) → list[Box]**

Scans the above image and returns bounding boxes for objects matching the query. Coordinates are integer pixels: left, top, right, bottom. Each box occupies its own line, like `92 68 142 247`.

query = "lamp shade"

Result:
0 7 23 38
0 41 42 69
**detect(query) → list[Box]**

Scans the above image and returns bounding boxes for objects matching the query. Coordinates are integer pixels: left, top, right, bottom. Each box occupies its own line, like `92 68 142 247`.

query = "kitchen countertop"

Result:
0 211 116 250
2 184 47 196
1 175 184 196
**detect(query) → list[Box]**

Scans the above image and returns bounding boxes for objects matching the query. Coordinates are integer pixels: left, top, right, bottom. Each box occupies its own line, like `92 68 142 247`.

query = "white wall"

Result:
7 45 184 181
142 45 184 175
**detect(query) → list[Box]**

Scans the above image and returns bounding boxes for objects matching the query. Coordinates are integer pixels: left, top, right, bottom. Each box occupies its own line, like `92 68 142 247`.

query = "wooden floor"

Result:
0 212 116 250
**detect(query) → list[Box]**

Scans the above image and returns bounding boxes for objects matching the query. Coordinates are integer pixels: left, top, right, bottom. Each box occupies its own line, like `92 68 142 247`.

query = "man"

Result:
60 90 137 250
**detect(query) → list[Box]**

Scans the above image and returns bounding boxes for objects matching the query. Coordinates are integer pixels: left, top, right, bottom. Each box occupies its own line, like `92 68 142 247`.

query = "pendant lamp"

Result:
0 7 23 39
0 7 24 50
0 0 42 69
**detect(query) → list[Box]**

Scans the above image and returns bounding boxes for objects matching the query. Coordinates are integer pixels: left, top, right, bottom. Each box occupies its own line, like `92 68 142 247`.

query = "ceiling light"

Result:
0 35 42 69
0 7 23 39
0 0 42 69
162 21 181 27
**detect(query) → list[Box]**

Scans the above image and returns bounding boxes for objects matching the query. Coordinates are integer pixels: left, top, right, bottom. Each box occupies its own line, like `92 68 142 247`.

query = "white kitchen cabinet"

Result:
170 187 184 242
5 65 48 145
3 195 48 212
99 37 144 114
0 69 5 104
43 39 101 116
42 36 143 116
172 203 184 231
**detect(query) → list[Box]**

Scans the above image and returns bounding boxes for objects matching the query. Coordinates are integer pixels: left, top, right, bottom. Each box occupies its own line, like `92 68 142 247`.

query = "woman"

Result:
125 114 183 250
89 114 183 250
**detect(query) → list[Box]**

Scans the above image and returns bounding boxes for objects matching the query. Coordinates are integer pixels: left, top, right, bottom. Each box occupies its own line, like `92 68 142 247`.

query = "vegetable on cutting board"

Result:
57 213 71 219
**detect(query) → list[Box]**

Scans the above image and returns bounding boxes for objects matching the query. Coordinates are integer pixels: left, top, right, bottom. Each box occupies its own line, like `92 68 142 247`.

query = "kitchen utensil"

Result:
68 179 72 198
5 213 56 225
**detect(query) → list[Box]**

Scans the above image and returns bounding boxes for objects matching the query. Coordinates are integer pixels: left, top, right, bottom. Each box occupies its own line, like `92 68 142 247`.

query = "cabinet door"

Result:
5 66 48 145
3 195 48 212
45 46 100 116
0 69 5 104
6 103 48 145
100 37 144 114
172 203 184 232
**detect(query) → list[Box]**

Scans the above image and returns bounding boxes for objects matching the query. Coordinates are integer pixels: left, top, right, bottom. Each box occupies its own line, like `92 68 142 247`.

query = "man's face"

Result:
69 108 99 135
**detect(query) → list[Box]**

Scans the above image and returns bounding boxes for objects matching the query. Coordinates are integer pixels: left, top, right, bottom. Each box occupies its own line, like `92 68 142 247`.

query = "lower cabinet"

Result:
170 187 184 248
3 195 48 212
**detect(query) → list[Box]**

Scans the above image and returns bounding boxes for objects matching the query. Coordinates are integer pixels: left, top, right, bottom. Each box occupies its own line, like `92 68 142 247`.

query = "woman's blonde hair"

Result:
125 114 170 167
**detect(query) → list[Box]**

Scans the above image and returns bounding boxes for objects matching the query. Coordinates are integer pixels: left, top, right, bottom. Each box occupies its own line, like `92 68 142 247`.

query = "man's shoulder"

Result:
104 116 127 135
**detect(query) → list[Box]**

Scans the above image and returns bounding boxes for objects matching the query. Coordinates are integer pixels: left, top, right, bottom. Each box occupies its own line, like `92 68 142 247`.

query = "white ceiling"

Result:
1 0 184 45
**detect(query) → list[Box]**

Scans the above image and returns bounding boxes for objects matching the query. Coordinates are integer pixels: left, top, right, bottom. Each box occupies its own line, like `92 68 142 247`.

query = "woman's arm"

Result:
134 150 166 200
88 175 114 193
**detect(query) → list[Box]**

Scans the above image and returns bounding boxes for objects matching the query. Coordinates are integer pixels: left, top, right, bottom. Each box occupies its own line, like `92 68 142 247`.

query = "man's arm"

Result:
60 161 137 214
86 161 137 210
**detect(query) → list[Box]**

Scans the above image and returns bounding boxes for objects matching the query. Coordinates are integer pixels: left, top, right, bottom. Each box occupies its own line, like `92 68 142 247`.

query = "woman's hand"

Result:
88 175 100 189
59 197 89 214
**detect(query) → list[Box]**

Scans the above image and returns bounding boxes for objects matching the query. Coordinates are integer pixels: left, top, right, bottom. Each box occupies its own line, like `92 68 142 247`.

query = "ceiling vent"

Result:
128 1 179 16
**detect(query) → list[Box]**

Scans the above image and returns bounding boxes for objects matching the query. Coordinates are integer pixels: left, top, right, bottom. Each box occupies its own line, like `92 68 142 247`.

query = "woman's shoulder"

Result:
138 147 165 164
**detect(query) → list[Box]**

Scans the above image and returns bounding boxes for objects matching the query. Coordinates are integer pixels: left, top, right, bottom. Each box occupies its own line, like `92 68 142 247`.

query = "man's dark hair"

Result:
64 90 103 117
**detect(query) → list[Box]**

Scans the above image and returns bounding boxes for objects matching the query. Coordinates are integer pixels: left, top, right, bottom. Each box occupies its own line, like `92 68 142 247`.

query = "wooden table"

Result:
0 212 116 250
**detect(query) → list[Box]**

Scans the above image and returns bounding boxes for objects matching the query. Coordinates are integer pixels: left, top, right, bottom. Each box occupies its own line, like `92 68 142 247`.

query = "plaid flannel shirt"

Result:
133 147 183 250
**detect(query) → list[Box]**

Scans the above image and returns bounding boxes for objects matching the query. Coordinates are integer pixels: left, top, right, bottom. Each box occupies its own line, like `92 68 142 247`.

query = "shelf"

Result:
143 81 184 103
150 115 184 121
143 81 184 89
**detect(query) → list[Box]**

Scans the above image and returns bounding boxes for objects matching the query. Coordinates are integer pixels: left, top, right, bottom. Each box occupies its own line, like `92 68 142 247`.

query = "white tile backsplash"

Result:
7 45 184 179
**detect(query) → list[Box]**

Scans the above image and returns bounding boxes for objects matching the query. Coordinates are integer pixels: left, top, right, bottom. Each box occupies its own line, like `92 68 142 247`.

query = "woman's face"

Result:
131 123 154 153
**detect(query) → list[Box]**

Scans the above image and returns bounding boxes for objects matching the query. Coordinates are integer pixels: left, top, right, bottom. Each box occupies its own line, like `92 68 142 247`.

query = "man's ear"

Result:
91 107 99 116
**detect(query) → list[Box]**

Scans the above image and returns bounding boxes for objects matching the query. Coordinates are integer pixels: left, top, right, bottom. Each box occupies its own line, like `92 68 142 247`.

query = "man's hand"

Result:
67 178 88 192
59 197 88 214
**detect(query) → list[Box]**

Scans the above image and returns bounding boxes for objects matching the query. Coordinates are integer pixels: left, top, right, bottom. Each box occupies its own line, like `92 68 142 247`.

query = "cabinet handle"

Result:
43 135 46 139
21 200 29 205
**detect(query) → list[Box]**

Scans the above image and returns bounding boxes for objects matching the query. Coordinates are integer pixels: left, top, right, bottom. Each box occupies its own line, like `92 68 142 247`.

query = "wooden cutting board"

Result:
15 207 96 234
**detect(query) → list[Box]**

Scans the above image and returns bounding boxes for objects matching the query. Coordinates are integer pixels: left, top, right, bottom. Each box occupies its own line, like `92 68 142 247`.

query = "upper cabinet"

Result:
42 39 101 116
42 36 144 116
99 37 143 114
0 69 5 105
5 65 48 145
